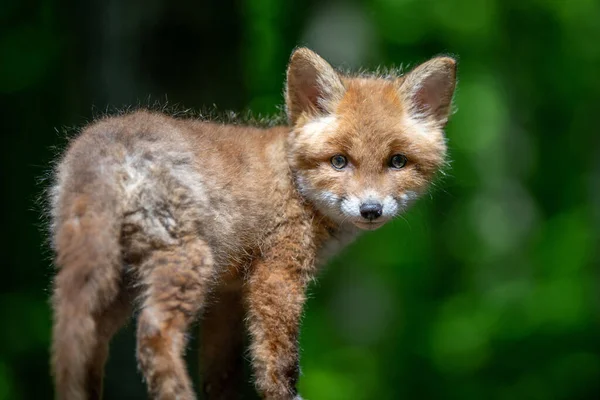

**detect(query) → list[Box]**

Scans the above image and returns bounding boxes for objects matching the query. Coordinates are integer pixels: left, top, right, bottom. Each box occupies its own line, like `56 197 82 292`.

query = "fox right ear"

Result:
399 56 457 128
285 48 345 125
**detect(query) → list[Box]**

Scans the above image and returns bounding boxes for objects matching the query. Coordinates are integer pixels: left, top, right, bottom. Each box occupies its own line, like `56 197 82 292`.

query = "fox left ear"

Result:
285 47 345 125
399 57 457 127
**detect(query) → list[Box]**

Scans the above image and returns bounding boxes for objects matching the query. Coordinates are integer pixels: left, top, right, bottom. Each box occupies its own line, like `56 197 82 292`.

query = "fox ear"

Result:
285 48 345 124
399 57 457 127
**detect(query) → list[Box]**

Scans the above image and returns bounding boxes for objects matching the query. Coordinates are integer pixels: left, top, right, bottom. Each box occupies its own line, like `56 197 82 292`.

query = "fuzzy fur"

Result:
49 47 456 399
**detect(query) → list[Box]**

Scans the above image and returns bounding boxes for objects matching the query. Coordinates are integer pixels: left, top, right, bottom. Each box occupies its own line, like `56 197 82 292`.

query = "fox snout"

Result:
338 193 396 230
359 201 383 221
335 191 418 230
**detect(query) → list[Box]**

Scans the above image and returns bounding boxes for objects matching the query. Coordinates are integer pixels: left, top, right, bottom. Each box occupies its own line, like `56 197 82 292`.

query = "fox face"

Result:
286 48 456 230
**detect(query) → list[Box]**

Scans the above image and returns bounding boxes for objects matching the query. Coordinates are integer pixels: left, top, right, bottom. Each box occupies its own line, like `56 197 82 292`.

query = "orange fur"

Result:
49 48 456 399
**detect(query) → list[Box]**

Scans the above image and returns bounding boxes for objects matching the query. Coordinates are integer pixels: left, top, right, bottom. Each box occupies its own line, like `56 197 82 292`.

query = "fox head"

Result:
285 48 456 230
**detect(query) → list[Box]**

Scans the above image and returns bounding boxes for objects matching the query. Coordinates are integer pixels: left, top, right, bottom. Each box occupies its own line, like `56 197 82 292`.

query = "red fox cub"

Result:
50 47 456 399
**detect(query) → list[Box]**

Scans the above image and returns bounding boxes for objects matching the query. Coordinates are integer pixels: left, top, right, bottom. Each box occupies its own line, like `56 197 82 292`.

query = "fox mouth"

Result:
352 220 385 231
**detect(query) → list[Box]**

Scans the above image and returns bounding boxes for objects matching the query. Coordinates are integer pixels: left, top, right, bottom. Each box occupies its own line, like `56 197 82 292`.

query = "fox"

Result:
49 47 456 400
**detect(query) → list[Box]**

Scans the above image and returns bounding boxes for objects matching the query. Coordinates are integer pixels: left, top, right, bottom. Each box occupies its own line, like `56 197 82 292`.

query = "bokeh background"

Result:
2 0 600 398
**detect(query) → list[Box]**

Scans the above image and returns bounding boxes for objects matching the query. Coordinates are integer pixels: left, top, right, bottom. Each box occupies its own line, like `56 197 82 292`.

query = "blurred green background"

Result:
2 0 599 398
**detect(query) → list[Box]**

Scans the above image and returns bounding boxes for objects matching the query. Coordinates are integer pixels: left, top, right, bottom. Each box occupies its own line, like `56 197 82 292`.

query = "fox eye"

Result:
390 154 408 169
330 155 348 170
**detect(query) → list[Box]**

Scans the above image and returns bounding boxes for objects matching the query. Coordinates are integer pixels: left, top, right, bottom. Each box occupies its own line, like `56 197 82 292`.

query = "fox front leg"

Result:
245 225 316 400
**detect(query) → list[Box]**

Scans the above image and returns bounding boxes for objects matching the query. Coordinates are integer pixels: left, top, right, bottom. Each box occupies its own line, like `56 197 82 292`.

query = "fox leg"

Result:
200 279 246 400
245 228 316 400
136 237 216 400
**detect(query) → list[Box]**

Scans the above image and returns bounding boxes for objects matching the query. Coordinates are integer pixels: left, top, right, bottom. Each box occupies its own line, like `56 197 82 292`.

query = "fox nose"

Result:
359 202 383 221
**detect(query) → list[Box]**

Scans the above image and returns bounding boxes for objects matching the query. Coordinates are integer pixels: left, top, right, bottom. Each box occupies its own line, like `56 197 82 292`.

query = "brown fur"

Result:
49 48 456 399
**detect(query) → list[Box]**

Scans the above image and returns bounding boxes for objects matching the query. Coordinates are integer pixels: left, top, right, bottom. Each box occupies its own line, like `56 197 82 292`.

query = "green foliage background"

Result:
1 0 599 398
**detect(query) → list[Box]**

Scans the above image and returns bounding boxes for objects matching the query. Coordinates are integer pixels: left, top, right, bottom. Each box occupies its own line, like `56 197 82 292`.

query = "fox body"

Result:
50 48 456 399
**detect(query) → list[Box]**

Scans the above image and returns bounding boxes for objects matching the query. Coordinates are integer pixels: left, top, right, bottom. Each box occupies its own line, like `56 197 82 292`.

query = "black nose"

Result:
359 202 383 221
